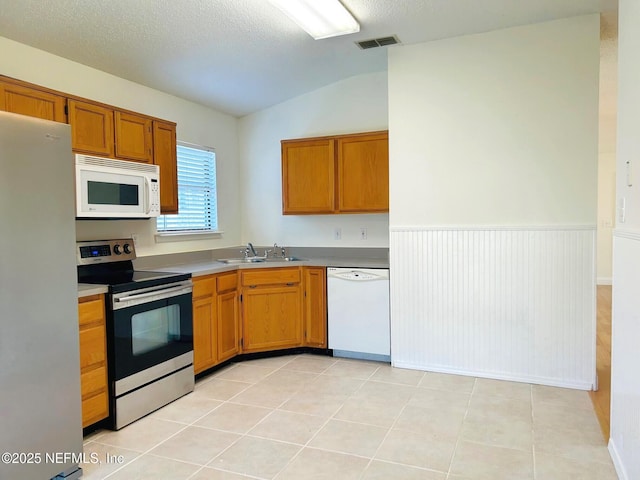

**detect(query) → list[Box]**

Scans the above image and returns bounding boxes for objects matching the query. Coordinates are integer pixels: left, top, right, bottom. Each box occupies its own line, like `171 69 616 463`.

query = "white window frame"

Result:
155 142 221 242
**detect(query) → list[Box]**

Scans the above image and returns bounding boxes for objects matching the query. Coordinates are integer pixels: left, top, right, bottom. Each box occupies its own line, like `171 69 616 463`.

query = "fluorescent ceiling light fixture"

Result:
268 0 360 40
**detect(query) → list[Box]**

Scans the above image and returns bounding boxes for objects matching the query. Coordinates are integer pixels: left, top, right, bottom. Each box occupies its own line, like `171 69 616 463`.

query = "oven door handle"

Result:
114 284 192 304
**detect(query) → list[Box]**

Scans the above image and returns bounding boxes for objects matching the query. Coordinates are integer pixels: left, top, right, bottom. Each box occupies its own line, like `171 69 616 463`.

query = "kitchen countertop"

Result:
161 256 390 278
77 254 389 298
78 283 109 298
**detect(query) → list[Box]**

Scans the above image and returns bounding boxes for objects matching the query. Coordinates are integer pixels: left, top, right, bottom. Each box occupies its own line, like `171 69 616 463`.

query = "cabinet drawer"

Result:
79 325 106 369
82 391 109 427
217 272 238 293
241 268 301 287
78 295 104 327
193 276 216 298
81 366 107 398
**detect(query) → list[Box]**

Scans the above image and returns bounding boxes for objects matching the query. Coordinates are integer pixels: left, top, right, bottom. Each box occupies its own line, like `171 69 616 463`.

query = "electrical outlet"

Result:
131 233 139 246
360 227 367 240
334 228 342 240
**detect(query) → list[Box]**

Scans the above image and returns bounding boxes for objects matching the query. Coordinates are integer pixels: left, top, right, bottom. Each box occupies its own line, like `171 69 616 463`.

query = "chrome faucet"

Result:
273 243 286 258
247 242 258 257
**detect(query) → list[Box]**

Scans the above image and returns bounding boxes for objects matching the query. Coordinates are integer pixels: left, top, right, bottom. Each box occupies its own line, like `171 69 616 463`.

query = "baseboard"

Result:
608 437 628 480
597 277 613 285
391 361 594 390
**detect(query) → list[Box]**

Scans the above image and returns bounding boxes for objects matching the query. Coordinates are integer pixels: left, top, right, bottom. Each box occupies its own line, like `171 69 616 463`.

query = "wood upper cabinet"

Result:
1 76 179 216
337 132 389 213
115 111 153 163
68 99 115 157
303 267 327 348
153 121 179 214
282 138 335 214
281 131 388 214
0 80 66 122
78 294 109 428
240 268 303 353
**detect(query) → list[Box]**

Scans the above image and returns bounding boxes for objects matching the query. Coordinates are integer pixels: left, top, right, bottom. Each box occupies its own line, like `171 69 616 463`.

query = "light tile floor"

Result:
81 354 618 479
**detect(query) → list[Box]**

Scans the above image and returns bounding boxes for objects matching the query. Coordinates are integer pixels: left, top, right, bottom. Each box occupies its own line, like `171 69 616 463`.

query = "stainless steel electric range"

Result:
77 239 194 430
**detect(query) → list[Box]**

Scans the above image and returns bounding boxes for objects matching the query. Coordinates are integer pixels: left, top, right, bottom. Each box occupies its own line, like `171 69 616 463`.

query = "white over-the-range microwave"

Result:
75 154 161 219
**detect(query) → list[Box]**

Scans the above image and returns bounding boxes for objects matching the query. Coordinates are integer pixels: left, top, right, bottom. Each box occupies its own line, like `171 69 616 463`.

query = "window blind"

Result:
156 143 217 232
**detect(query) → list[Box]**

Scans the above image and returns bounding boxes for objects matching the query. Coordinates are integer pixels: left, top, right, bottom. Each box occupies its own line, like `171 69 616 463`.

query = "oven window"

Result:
131 304 181 356
88 180 139 206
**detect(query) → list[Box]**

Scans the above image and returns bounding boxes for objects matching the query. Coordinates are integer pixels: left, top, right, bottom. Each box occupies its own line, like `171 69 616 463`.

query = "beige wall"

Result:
238 72 389 247
388 15 599 228
597 12 618 284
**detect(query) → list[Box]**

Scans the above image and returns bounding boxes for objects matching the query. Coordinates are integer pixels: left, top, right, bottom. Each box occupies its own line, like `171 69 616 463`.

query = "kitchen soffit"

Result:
0 0 617 117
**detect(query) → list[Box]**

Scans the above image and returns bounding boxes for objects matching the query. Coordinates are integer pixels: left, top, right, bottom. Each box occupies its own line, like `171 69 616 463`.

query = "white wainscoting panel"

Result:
390 226 596 389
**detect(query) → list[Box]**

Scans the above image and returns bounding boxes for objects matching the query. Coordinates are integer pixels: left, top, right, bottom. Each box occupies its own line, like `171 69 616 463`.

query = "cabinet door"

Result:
0 81 66 122
282 138 335 214
217 290 239 362
68 99 115 157
78 294 109 428
115 111 153 163
193 294 216 374
337 132 389 213
303 267 327 348
153 121 179 214
242 285 302 353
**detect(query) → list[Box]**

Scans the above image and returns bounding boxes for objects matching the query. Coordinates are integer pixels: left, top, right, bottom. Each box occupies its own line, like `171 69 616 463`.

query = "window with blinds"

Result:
156 143 218 232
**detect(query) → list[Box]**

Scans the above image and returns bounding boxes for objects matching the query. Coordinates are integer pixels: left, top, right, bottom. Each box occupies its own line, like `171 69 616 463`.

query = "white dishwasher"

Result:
327 267 390 362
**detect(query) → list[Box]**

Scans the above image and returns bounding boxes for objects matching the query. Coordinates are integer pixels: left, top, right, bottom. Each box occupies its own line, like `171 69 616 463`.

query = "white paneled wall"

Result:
390 226 596 389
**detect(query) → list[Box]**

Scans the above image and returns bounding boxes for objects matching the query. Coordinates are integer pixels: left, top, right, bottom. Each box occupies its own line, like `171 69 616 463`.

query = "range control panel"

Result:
76 238 136 265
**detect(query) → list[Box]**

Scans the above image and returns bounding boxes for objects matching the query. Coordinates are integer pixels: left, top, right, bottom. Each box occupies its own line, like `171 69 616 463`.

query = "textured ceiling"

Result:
0 0 617 117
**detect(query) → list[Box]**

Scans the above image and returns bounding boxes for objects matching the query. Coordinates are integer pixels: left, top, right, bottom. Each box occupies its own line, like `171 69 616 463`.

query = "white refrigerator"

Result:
0 112 83 479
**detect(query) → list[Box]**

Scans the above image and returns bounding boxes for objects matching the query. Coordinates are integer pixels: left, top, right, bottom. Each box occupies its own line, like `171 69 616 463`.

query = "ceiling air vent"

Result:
356 35 400 50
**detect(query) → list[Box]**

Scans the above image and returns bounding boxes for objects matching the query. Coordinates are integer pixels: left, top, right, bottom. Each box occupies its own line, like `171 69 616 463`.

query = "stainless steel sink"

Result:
265 257 303 262
217 257 266 264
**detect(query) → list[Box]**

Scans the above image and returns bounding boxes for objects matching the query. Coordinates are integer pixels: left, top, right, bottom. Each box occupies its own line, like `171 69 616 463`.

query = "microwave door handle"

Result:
144 177 151 215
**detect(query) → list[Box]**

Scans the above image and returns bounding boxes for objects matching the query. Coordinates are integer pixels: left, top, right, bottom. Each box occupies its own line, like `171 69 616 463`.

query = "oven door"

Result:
111 282 193 382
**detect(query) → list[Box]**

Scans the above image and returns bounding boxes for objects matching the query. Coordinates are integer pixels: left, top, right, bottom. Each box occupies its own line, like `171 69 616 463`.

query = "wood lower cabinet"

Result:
193 267 326 372
78 294 109 428
217 272 240 362
115 111 153 163
281 131 388 215
303 267 327 348
240 268 302 353
0 79 66 122
192 276 217 374
192 272 240 374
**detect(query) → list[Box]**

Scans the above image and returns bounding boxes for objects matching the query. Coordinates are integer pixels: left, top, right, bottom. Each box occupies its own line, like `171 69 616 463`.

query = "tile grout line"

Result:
100 356 295 479
357 369 430 478
269 359 389 479
269 356 345 479
196 356 303 477
445 376 477 479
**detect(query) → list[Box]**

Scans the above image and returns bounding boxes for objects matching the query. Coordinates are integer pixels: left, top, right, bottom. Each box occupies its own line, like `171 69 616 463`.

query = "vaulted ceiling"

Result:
0 0 617 117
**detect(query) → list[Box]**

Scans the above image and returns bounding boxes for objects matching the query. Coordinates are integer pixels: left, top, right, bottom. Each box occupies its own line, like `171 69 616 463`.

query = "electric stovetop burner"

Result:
76 238 190 293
